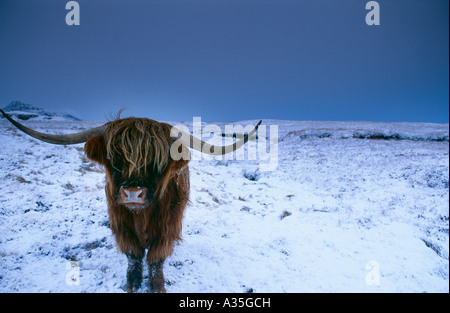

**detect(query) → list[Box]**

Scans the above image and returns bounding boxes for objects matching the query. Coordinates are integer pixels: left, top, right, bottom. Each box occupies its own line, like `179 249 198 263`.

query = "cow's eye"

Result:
111 167 120 176
112 161 123 172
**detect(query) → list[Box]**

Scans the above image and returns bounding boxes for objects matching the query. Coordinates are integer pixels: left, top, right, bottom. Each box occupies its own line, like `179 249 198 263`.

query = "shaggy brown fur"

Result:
84 118 190 292
105 118 170 177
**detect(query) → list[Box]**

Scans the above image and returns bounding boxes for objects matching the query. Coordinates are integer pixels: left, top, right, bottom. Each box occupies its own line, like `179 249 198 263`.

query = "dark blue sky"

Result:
0 0 448 123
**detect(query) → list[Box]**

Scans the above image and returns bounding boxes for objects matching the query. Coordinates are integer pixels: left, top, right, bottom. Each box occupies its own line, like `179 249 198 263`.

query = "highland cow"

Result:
0 109 260 292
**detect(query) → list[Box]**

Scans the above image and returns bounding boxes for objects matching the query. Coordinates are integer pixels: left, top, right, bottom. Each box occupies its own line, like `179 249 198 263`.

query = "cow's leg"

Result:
126 253 144 292
148 258 166 293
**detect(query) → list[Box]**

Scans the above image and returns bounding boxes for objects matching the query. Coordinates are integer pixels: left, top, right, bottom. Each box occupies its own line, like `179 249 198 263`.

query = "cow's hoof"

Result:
126 272 143 293
149 278 166 293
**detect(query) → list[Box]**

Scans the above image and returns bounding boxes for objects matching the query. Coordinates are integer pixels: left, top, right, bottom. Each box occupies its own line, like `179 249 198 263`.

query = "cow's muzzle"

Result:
118 186 150 211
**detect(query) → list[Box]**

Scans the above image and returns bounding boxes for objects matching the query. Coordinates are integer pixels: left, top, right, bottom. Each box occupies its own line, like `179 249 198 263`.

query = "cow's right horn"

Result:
0 109 107 145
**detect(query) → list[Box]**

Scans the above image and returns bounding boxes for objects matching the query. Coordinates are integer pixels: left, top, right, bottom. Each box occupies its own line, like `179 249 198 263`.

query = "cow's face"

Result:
84 118 171 210
84 135 158 210
109 156 160 210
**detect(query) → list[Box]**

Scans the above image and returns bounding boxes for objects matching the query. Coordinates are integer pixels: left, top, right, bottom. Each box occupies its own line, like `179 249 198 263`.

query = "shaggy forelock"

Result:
105 118 170 178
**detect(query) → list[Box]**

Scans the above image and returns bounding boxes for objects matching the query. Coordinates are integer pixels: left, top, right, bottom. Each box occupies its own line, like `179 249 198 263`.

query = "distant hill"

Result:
1 101 81 121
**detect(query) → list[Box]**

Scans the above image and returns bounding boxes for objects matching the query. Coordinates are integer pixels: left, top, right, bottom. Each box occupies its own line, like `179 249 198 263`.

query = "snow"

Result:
1 101 80 121
0 118 448 293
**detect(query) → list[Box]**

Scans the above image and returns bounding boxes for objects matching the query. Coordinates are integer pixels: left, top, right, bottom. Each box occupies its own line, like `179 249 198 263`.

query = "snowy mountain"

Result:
0 118 448 293
1 101 80 121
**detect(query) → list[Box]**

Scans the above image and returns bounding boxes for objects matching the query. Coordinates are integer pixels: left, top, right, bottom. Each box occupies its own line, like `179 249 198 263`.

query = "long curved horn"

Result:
0 109 107 145
173 120 262 155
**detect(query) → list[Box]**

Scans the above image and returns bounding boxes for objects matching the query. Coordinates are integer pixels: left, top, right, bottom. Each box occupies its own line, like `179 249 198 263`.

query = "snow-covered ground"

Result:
0 118 448 293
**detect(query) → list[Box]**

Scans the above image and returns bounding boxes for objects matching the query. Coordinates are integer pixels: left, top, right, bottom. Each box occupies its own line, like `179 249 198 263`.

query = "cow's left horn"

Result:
0 109 107 145
173 120 262 156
